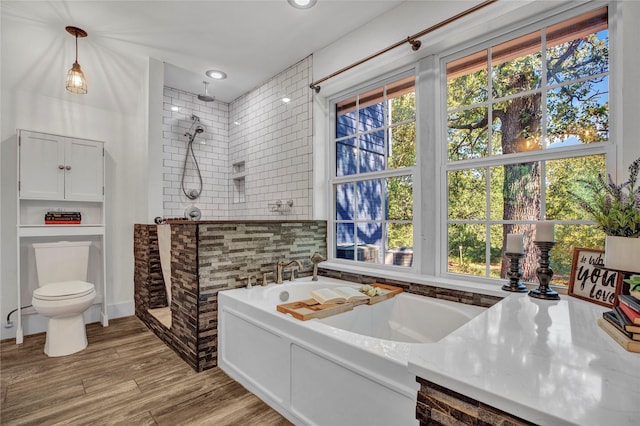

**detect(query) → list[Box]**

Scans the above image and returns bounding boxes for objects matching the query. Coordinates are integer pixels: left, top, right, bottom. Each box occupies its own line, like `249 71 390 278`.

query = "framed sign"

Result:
568 247 622 307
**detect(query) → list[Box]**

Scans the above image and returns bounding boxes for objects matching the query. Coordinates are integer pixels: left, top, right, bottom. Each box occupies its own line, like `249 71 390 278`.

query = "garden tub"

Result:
218 276 486 425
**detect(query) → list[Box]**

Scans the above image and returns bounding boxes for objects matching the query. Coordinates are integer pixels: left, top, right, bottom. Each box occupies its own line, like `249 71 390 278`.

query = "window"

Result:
445 7 610 285
332 75 416 267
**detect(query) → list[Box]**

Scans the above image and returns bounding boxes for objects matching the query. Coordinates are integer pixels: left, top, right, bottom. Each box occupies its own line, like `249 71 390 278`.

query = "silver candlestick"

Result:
529 241 560 300
502 252 528 292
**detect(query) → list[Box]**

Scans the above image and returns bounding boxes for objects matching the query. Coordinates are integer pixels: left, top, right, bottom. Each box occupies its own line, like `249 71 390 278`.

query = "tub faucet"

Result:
240 275 254 289
276 259 302 284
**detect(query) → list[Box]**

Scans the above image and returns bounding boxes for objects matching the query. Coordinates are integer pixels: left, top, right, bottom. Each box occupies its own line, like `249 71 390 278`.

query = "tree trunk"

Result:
497 93 542 281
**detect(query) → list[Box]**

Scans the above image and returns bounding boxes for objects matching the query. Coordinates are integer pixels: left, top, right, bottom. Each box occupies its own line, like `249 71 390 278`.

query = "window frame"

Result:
328 68 420 272
437 3 618 283
324 1 621 288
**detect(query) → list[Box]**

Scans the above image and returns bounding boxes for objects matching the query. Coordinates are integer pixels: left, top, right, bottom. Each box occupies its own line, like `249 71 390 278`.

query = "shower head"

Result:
197 81 215 102
195 125 204 134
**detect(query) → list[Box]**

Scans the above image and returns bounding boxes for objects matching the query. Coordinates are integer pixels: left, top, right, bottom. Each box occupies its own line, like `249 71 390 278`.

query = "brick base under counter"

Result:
416 377 535 426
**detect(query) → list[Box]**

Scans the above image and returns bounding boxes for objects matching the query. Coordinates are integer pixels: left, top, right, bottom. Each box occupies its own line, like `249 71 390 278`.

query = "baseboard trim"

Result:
0 301 135 342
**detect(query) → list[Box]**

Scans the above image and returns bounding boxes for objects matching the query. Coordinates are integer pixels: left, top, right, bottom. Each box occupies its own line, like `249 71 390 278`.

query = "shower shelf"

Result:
269 199 293 213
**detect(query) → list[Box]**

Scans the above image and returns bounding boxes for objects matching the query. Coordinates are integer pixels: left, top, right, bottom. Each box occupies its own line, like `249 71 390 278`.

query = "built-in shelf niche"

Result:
232 161 245 175
232 161 246 204
19 199 104 226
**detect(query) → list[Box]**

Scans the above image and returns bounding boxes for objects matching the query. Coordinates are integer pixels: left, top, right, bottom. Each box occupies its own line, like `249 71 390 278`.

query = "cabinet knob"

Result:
65 165 71 171
58 165 65 170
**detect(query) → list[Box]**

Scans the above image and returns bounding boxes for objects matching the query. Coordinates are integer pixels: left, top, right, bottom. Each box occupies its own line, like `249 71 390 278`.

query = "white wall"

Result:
620 1 640 169
0 90 147 340
0 20 149 340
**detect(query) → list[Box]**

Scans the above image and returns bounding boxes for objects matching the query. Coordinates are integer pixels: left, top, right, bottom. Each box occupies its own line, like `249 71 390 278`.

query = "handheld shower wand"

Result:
181 116 204 200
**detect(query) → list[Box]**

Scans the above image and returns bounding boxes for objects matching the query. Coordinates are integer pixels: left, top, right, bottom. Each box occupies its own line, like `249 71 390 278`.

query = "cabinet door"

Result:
19 131 65 199
64 138 104 201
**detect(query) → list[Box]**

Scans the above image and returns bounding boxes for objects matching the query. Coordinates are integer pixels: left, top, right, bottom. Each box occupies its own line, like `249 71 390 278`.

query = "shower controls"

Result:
184 206 201 221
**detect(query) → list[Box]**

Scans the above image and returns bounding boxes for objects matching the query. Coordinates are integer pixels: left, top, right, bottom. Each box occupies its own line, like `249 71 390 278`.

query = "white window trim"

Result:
323 1 622 290
436 2 618 284
327 67 420 273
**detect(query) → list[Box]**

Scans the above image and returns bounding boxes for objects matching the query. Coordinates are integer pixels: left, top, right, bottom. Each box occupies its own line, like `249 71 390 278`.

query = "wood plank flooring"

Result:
0 316 292 426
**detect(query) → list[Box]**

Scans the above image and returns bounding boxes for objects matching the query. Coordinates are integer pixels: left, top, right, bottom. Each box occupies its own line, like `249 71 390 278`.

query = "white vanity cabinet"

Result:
15 130 108 344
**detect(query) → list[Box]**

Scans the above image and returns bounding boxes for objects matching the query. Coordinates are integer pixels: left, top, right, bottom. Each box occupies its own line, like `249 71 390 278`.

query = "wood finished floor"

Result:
0 316 292 426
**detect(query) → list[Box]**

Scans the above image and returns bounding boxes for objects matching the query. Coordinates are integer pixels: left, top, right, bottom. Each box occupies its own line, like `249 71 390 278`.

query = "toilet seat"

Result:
33 281 95 301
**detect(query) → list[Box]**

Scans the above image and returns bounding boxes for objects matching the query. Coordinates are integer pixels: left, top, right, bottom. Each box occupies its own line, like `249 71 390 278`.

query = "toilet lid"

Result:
33 281 95 300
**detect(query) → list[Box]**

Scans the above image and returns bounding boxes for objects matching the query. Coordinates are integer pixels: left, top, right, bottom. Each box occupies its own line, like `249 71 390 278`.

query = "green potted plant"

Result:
624 276 640 301
571 157 640 272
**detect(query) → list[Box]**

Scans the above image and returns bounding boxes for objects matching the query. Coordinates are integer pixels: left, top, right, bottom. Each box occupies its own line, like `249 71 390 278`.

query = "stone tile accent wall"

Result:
318 269 503 308
169 224 199 371
196 220 326 370
134 224 198 370
416 377 535 426
133 225 167 312
134 220 326 372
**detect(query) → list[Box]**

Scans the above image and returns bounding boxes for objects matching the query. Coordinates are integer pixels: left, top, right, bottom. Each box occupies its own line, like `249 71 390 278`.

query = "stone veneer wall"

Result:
134 221 327 372
133 225 167 312
416 378 535 426
134 224 195 369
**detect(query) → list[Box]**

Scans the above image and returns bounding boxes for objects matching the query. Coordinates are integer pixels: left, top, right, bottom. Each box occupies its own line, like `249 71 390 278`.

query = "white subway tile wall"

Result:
163 87 230 219
162 56 313 220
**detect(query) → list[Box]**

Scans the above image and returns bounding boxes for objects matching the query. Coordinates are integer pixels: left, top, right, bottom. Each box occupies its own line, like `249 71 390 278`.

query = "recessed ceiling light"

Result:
282 97 291 103
288 0 317 9
206 70 227 80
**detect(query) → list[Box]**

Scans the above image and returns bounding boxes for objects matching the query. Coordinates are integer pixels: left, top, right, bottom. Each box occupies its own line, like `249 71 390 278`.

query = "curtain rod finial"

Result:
309 84 321 94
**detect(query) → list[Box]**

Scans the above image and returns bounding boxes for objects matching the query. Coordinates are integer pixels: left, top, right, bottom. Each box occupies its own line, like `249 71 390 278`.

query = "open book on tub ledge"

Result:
310 287 369 304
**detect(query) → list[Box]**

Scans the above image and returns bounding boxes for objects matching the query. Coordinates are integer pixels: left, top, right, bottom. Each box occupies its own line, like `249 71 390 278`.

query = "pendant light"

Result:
65 26 88 94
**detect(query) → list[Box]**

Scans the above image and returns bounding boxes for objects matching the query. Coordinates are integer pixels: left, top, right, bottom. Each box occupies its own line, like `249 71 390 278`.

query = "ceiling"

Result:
1 0 405 106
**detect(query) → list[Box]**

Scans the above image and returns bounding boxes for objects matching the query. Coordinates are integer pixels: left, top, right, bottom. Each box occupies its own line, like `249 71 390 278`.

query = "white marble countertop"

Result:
408 292 640 426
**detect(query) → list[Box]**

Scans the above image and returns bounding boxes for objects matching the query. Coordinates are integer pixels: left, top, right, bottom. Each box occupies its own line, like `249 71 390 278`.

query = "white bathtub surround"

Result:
218 277 484 426
409 293 640 426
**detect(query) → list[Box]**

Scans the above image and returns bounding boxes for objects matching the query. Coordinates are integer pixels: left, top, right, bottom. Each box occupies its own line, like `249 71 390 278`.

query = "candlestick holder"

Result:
529 241 560 300
502 252 528 292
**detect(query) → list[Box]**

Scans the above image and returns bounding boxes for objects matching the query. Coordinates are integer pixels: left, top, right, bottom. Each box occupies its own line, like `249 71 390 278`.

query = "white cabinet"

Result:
19 130 103 201
15 130 108 344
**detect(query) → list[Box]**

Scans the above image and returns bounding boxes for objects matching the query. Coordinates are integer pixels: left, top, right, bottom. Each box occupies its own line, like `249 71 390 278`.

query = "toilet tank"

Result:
33 241 91 285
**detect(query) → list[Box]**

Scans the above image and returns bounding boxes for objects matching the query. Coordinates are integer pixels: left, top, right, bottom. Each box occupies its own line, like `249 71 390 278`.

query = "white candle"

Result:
535 221 554 242
506 233 524 254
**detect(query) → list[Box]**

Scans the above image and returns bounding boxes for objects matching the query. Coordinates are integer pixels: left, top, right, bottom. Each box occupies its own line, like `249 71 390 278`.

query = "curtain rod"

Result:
309 0 498 93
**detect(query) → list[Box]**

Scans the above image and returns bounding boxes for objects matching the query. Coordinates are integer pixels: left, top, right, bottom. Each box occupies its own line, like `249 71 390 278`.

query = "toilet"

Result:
32 241 97 357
